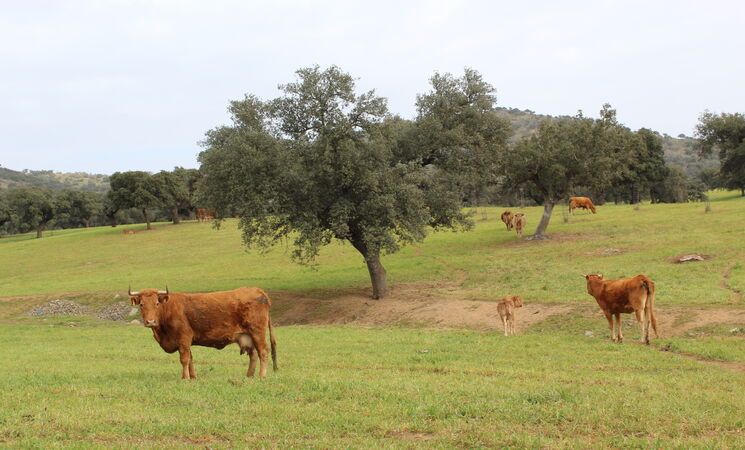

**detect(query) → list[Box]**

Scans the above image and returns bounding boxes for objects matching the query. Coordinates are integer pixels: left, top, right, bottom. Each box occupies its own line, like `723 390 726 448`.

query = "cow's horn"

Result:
129 285 140 296
158 286 168 295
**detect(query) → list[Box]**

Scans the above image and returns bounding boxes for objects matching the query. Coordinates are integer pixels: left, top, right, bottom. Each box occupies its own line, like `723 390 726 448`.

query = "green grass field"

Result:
1 191 744 447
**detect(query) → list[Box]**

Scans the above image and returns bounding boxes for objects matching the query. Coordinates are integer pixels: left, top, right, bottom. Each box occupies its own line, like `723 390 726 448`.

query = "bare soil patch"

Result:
271 283 573 332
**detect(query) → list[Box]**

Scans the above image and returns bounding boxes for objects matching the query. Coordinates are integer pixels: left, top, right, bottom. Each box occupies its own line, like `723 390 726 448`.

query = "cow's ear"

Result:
158 293 169 303
598 274 603 279
130 296 140 306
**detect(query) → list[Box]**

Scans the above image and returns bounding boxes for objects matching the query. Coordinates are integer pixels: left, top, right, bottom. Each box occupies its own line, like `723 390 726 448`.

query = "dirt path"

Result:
719 263 744 303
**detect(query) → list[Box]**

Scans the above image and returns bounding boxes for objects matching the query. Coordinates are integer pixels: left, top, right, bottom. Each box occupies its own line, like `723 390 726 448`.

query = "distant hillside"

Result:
0 167 109 193
495 107 718 176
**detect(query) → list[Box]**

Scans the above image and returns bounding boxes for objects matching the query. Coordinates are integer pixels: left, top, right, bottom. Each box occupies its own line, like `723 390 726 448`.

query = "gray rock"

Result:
29 300 87 317
584 330 594 337
130 319 142 325
96 302 135 321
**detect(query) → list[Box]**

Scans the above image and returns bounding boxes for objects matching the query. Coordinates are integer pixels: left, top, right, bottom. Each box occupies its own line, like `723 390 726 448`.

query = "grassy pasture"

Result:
1 190 744 305
1 191 745 447
1 325 744 448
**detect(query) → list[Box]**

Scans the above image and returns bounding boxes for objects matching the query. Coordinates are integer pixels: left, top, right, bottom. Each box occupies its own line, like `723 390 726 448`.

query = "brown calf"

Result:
130 287 277 379
500 210 514 230
497 295 523 336
511 213 526 238
584 274 659 344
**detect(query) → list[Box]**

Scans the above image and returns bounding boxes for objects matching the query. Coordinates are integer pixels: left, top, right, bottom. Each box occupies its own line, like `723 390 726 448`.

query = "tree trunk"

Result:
350 238 389 300
531 199 555 239
365 251 388 300
171 207 181 224
631 184 640 205
143 209 152 230
36 227 43 239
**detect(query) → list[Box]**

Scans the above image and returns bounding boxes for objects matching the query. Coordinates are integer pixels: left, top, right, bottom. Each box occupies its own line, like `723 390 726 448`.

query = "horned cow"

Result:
130 287 277 379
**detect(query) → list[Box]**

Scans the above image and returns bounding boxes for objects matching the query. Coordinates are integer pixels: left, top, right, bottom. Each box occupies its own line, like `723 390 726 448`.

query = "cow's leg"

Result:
188 350 197 379
604 311 615 342
614 313 623 342
178 346 193 380
642 300 651 345
247 347 258 377
634 308 645 344
502 316 509 336
249 328 269 377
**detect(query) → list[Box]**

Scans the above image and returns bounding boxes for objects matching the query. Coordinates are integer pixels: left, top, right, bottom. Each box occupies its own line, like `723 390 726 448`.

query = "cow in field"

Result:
197 209 217 222
584 274 659 344
511 213 526 238
497 295 523 336
129 287 277 379
122 230 135 235
569 197 597 214
500 210 514 230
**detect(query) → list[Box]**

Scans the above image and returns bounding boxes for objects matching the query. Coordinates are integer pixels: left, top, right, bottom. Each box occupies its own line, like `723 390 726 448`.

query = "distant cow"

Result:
122 230 135 235
130 287 277 379
569 197 597 214
511 213 526 238
584 274 659 344
497 295 523 336
500 210 514 230
197 209 216 222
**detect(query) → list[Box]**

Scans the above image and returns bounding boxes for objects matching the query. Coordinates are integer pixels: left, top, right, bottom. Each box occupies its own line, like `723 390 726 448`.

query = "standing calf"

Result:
584 274 659 344
497 295 523 336
500 210 514 230
511 213 526 238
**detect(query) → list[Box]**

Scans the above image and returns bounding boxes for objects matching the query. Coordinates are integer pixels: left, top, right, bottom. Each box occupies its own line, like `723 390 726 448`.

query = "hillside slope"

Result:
0 166 109 192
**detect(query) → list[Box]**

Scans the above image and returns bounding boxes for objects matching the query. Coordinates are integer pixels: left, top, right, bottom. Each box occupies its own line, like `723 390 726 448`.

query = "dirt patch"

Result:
271 283 574 332
671 254 712 263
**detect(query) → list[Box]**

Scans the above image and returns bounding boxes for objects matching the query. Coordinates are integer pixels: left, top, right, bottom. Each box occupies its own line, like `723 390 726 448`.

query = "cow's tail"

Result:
642 277 659 338
268 314 278 371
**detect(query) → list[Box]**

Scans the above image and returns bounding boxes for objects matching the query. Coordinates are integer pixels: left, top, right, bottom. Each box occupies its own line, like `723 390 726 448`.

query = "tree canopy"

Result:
6 187 55 238
695 111 745 195
199 66 502 299
108 171 162 230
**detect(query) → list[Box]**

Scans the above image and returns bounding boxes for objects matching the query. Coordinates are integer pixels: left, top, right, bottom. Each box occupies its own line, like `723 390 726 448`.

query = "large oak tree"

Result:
199 66 495 299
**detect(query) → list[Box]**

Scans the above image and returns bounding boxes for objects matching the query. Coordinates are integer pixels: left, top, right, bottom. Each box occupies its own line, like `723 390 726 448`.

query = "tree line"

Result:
0 168 202 238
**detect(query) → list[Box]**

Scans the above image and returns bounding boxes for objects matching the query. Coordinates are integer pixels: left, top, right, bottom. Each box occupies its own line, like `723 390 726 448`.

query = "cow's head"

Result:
129 287 169 328
511 295 524 308
583 274 603 294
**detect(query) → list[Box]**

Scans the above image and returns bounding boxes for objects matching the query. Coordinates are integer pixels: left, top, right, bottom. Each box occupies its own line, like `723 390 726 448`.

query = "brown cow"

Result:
130 287 277 379
497 295 523 336
122 230 135 235
569 196 597 214
511 213 526 238
500 210 514 230
584 274 659 344
197 209 217 222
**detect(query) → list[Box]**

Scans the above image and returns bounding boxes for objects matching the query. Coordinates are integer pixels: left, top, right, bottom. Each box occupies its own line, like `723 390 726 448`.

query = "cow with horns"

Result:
129 286 277 379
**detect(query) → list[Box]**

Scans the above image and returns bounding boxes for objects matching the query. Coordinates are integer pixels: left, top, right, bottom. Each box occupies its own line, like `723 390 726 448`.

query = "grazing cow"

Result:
122 230 135 235
511 213 526 238
569 197 597 214
197 209 217 222
497 295 523 336
584 274 659 344
500 210 514 230
129 287 277 379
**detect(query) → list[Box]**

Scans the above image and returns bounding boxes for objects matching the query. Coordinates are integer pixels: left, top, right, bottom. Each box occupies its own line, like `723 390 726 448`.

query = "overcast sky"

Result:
1 0 743 174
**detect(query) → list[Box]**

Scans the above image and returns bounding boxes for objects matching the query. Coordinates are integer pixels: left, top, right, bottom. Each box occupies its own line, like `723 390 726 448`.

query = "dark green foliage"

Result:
199 66 486 299
6 187 55 238
108 171 162 230
651 165 689 203
696 111 745 195
153 168 196 224
409 68 511 205
54 190 103 228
